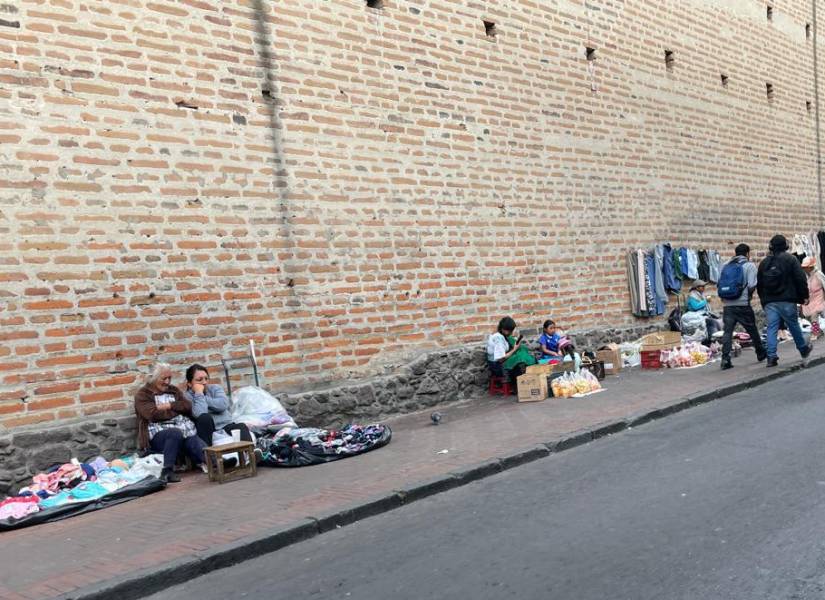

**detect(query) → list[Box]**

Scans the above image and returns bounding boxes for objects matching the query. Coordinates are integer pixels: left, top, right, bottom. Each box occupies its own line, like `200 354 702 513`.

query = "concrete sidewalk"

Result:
1 343 822 600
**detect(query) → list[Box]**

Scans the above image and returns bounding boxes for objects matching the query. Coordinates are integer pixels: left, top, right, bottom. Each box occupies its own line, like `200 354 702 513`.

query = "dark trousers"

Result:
722 305 765 360
149 428 207 469
194 413 252 445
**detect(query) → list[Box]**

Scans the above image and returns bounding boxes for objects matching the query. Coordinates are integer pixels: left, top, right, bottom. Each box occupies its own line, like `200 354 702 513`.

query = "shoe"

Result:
254 447 264 463
756 351 767 362
223 457 238 469
766 357 779 368
801 345 813 359
720 360 734 371
199 463 208 474
160 468 181 483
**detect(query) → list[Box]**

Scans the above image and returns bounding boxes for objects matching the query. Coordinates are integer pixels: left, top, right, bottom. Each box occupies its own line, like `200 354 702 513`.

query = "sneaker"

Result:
160 468 181 483
720 360 734 371
756 350 767 362
199 463 208 474
766 357 779 368
801 345 813 359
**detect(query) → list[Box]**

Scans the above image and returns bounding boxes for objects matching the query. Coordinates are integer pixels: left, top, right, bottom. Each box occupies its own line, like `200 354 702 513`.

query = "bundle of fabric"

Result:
0 455 166 531
257 424 392 467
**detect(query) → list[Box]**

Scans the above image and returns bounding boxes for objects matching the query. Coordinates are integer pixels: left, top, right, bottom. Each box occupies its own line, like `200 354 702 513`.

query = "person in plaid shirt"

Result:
134 362 207 483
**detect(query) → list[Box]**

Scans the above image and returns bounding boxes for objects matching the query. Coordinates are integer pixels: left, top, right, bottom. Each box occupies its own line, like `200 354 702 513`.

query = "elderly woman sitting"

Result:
134 362 207 483
183 363 252 446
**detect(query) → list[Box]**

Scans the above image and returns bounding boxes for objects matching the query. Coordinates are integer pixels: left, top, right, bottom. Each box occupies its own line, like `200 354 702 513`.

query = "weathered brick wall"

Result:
0 0 823 431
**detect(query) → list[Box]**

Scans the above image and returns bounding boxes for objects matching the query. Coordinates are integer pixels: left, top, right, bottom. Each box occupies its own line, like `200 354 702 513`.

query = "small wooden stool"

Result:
202 441 257 483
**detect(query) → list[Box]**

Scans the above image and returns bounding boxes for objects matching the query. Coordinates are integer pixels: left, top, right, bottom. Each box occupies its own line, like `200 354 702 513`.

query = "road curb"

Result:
58 357 824 600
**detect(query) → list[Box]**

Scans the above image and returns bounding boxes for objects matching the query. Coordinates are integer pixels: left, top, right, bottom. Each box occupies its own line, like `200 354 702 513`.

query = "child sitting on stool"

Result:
538 319 563 364
486 316 537 390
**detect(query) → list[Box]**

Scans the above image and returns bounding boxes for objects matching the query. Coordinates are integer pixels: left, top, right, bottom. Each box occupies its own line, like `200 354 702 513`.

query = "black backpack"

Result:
760 256 784 294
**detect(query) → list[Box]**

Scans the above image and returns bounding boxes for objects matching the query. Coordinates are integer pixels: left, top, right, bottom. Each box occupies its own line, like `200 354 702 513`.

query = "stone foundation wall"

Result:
0 322 661 494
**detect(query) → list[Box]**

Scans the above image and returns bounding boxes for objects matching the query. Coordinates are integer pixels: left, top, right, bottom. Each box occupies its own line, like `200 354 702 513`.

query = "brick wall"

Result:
0 0 823 430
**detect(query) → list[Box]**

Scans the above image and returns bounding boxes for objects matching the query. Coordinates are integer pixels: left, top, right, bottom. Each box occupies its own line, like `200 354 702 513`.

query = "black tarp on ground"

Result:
257 424 392 467
0 476 166 532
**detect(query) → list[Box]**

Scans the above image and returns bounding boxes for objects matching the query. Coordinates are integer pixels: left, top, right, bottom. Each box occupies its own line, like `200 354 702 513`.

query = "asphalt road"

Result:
151 366 825 600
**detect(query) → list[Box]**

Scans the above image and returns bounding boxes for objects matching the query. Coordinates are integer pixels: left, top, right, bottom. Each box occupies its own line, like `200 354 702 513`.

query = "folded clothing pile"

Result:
257 423 392 467
0 454 166 529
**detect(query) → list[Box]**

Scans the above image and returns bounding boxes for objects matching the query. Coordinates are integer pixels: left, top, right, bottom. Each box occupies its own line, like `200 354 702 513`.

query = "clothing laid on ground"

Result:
0 455 165 531
257 424 392 468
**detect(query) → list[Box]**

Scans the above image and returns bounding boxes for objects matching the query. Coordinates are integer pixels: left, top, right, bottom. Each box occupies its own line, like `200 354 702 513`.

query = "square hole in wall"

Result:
366 0 384 9
721 73 729 88
664 50 675 70
586 47 596 61
767 5 773 21
483 20 497 38
766 82 774 101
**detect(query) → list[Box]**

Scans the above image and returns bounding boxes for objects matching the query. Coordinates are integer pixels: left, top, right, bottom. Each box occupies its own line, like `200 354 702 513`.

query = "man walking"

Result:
757 235 812 367
718 244 766 370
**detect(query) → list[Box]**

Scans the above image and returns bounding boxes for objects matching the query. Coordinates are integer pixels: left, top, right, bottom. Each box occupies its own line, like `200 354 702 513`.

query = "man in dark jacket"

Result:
757 235 812 367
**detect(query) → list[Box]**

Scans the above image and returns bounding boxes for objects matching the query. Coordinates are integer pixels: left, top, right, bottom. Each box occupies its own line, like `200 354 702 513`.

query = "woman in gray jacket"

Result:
184 364 253 446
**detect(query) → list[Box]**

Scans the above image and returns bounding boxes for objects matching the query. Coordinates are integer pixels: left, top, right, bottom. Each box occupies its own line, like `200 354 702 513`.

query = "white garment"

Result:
487 332 509 362
686 249 699 280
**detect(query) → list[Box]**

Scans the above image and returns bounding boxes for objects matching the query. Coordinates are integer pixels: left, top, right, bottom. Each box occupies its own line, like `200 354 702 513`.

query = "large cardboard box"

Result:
639 331 681 352
597 344 622 376
516 373 548 402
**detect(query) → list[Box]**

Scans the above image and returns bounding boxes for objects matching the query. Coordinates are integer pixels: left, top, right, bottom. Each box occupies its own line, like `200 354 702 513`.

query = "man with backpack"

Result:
757 235 811 367
718 243 766 370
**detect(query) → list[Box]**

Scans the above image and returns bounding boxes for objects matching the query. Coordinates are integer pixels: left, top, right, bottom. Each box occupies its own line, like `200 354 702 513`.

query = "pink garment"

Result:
804 270 825 318
0 496 40 520
24 461 86 494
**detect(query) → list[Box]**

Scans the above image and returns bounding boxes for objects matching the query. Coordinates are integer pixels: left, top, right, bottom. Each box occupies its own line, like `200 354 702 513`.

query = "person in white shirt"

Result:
486 316 525 378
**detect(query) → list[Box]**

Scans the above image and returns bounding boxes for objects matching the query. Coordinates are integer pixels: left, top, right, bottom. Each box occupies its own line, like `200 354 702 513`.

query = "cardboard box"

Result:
597 344 622 376
552 361 577 374
525 363 553 375
516 373 548 402
639 331 681 352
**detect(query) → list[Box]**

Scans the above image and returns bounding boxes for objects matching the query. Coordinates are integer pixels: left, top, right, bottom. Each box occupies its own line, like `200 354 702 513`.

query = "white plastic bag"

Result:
230 386 297 432
681 312 707 343
130 454 164 479
619 342 641 368
212 430 234 446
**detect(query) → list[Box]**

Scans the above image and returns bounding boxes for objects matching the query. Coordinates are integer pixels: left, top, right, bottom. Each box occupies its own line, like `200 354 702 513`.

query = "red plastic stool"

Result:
489 375 514 396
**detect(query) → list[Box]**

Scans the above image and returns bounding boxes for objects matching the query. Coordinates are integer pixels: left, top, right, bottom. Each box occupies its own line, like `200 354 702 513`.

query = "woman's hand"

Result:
191 382 206 395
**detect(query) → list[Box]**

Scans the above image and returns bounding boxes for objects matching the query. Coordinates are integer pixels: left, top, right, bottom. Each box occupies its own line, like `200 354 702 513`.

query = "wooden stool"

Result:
202 441 257 483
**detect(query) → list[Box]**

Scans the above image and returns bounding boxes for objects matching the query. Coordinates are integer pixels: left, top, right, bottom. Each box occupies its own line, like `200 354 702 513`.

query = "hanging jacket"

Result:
697 250 711 281
661 243 681 293
652 245 668 302
686 249 699 280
